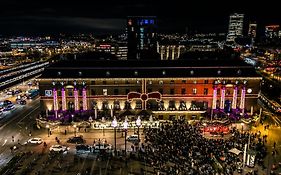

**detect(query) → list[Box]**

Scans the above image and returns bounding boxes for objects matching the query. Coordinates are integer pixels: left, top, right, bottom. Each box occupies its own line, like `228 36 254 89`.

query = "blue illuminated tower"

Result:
127 16 157 60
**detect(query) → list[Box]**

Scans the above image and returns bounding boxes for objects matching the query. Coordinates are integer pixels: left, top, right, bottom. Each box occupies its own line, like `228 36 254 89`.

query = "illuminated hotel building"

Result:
158 45 186 60
226 13 244 42
127 16 157 60
38 56 261 119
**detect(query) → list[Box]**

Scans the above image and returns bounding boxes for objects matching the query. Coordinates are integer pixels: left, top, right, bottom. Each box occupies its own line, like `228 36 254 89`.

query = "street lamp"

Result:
112 116 117 155
73 124 77 136
123 116 128 165
241 123 244 133
46 124 50 137
136 116 141 143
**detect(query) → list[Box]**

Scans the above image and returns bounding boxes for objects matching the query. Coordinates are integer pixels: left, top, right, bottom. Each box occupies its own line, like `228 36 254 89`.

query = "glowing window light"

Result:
232 86 238 109
82 88 87 110
61 88 67 111
74 88 79 111
53 88 58 110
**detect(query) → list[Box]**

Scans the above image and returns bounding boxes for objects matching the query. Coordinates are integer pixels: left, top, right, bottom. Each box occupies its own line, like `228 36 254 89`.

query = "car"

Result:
19 100 26 105
76 144 92 154
67 136 85 144
49 145 68 152
27 138 43 144
126 135 139 141
93 143 112 150
4 104 15 111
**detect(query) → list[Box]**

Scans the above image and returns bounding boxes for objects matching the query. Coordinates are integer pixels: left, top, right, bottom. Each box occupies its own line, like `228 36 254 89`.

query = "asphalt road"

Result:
0 97 41 168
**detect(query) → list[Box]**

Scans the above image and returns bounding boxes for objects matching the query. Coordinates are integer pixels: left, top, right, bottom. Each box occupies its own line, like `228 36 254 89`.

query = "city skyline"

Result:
1 0 281 35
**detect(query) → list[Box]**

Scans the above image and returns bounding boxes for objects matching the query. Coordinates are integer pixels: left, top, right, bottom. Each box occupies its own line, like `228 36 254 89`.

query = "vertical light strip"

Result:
53 88 58 111
212 86 217 109
220 87 225 109
61 88 66 111
232 86 238 109
82 88 87 110
74 88 79 111
240 86 246 110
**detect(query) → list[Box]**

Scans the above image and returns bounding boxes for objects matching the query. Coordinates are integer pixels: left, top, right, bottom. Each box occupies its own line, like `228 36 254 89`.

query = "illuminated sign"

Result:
45 90 52 97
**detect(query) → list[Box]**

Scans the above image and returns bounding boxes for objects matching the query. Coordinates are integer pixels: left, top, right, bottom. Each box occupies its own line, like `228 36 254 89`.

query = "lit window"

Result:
103 89 107 96
192 88 197 95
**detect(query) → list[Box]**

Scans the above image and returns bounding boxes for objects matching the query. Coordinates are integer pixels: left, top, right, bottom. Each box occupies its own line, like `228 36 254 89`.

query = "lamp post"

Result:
73 124 77 136
136 116 141 143
112 116 117 156
241 123 244 133
123 117 128 166
46 124 50 137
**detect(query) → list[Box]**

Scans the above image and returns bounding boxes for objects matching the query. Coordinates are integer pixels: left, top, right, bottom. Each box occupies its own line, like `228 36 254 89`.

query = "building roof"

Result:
40 59 261 79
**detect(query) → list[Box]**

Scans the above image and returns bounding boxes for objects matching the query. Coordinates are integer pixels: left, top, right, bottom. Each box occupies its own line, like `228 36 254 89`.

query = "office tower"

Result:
226 13 244 42
127 16 157 60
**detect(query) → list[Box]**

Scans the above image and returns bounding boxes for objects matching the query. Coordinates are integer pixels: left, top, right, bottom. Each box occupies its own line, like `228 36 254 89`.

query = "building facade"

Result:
226 13 244 42
38 59 262 119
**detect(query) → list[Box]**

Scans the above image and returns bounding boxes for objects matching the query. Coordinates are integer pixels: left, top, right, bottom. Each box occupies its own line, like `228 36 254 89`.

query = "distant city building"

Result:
94 42 128 60
158 45 186 60
248 22 257 39
127 16 157 60
265 25 280 38
226 13 244 42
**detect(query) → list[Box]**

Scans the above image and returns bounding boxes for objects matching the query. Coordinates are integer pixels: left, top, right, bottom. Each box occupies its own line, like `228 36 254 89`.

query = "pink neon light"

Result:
220 87 225 109
53 88 58 110
232 86 238 109
82 88 87 110
74 88 79 111
61 88 66 111
240 86 246 109
212 87 217 109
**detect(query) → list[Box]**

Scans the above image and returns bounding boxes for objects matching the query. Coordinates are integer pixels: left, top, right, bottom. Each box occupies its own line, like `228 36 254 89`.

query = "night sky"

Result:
0 0 280 35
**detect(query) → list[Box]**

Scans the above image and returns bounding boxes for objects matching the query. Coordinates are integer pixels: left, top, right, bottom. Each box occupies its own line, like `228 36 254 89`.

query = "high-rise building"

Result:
248 22 257 38
265 25 280 38
127 16 157 60
226 13 244 42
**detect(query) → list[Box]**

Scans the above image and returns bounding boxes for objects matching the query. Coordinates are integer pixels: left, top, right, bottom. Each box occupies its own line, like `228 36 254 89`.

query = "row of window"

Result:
53 87 245 96
89 80 210 85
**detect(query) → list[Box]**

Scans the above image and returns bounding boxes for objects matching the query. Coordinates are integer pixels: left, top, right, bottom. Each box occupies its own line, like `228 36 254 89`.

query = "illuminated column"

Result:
212 86 217 109
166 46 169 60
220 86 225 110
82 87 87 110
74 88 79 111
240 86 246 112
232 86 238 110
53 88 58 111
171 46 175 60
61 88 67 111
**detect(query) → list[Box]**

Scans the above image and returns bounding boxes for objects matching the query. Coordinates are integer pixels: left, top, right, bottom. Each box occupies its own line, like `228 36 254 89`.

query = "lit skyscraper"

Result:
127 16 157 60
265 25 280 38
226 13 244 42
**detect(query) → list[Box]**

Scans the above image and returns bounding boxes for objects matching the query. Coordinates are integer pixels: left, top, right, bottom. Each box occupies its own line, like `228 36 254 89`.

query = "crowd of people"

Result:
140 120 266 175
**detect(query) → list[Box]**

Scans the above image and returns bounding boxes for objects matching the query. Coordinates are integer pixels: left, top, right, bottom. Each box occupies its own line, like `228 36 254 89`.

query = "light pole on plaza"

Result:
46 124 50 137
136 116 141 143
241 123 244 133
112 116 117 155
73 124 77 136
203 123 207 136
123 116 128 165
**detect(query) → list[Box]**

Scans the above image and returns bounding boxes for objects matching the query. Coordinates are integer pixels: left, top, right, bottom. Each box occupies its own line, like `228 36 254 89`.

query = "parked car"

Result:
126 135 139 141
76 144 92 154
27 138 43 144
49 145 68 152
67 136 85 144
93 143 112 150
